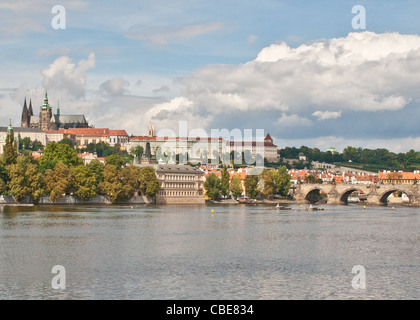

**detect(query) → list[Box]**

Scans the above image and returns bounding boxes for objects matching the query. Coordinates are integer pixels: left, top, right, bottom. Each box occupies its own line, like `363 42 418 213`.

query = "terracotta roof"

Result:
65 128 109 136
379 172 420 180
108 130 128 136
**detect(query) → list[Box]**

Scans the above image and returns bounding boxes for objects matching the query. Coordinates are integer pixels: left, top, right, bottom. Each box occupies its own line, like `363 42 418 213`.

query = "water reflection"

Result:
0 204 418 299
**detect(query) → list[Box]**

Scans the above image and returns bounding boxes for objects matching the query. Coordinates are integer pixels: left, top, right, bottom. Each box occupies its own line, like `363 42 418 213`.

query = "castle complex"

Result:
21 92 89 130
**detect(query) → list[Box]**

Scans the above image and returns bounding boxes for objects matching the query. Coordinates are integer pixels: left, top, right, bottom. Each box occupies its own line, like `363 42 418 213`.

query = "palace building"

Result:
21 92 89 130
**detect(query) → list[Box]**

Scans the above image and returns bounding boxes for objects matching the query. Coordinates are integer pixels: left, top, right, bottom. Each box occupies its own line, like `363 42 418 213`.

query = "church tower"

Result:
148 122 156 137
39 92 53 130
21 98 29 127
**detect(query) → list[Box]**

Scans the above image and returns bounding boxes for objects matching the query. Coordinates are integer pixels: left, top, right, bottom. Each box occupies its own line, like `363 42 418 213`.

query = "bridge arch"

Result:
378 188 410 206
304 187 328 204
339 187 368 204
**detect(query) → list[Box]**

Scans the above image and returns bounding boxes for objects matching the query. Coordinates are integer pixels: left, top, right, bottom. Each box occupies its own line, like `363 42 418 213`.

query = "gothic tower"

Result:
148 122 156 137
21 98 29 127
39 92 53 130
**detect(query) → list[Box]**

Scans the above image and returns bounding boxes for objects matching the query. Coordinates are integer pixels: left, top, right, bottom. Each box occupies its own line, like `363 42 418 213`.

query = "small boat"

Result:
238 198 265 204
305 204 324 211
275 204 292 210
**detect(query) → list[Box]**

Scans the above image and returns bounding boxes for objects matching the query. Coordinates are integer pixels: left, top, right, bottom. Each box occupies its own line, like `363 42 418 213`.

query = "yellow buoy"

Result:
363 206 366 209
300 205 302 208
211 209 214 213
392 207 395 210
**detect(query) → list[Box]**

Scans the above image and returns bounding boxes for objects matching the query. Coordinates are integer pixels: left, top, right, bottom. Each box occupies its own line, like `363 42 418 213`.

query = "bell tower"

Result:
39 92 53 130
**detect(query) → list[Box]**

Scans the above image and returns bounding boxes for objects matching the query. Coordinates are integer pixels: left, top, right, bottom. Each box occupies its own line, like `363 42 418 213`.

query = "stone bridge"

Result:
293 183 420 206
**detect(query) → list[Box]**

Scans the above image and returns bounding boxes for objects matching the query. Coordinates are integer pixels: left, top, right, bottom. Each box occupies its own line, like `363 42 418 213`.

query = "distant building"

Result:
326 147 339 155
77 152 105 165
379 171 420 184
65 128 128 149
227 133 279 162
21 93 89 130
135 164 205 204
0 121 46 154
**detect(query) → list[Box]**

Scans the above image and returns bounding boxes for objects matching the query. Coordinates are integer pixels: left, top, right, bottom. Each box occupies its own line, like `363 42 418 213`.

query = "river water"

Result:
0 204 418 300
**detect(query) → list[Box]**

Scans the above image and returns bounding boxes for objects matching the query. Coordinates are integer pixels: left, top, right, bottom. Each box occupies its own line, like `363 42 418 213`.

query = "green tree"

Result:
58 137 75 149
119 165 141 201
105 154 124 167
244 175 260 199
230 174 243 198
87 159 104 191
131 146 144 161
204 173 222 200
72 165 97 200
101 164 123 203
6 157 44 202
2 130 18 166
276 165 292 197
220 165 230 197
139 166 160 197
39 142 83 172
44 162 74 201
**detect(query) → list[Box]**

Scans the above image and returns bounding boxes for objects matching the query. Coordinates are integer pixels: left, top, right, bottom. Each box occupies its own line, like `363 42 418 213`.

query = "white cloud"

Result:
312 110 342 120
150 31 420 141
41 53 95 99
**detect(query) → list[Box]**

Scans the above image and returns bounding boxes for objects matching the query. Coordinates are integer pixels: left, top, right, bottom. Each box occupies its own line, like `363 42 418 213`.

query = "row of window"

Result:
158 191 203 196
163 174 197 181
163 183 197 189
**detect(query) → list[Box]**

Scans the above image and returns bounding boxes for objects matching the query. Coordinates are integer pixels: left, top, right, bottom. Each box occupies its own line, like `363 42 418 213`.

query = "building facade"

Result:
135 164 205 204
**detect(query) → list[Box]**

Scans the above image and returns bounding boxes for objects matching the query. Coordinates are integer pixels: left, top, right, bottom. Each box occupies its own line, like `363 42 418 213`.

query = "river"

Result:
0 204 418 300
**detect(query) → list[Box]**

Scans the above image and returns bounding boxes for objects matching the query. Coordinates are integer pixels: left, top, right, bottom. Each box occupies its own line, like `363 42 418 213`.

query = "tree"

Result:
230 174 243 198
105 154 124 167
119 165 141 201
2 130 18 166
87 159 104 191
39 142 83 171
244 175 260 199
139 166 160 198
276 165 292 197
44 162 74 201
101 164 123 203
72 165 97 200
6 156 44 202
204 173 222 200
220 165 230 197
58 138 75 149
131 146 144 161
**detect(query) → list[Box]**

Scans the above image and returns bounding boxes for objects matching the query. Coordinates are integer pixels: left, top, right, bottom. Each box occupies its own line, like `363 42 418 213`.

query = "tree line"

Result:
204 165 291 200
273 146 420 171
0 131 159 203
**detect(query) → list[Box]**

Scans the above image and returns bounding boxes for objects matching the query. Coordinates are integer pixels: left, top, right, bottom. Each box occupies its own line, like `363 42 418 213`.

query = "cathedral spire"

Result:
57 100 60 116
21 98 29 127
28 99 33 116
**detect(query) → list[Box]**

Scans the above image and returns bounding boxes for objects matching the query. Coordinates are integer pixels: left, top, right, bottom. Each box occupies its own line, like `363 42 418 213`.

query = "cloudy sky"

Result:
2 0 420 152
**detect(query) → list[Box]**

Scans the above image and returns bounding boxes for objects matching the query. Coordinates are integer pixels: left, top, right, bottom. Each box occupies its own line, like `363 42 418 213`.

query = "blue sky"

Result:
2 0 420 152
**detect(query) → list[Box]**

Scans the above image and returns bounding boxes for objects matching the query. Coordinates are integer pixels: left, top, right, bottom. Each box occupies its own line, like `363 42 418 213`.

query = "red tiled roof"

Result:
65 128 109 136
108 130 128 136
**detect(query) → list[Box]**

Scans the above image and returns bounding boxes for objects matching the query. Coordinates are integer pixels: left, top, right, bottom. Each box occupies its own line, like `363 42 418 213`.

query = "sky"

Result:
2 0 420 152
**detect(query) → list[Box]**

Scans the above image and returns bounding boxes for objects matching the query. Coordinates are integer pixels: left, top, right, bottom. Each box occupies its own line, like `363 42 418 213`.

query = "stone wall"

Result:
156 196 205 205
